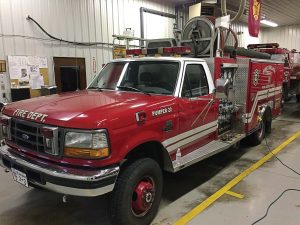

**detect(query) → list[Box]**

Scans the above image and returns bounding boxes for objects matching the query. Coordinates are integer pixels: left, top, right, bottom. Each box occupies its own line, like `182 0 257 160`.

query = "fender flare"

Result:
117 131 173 172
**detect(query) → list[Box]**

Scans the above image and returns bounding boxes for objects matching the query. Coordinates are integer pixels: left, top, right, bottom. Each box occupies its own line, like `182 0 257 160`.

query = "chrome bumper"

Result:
0 145 119 197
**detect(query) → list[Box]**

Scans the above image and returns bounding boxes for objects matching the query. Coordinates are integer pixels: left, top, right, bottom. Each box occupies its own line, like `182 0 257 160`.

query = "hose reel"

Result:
181 16 215 56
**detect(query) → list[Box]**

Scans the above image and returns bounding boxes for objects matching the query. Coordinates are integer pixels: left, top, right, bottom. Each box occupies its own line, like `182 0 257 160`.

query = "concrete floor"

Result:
0 99 300 225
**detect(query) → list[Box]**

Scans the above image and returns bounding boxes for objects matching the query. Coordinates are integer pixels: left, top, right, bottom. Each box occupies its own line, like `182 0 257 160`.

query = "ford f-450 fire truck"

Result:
0 47 283 225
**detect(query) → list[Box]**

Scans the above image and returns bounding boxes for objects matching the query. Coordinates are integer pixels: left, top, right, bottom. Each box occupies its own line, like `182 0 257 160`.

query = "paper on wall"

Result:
27 56 39 66
39 57 48 68
29 74 44 89
9 67 22 79
8 56 27 67
8 56 47 87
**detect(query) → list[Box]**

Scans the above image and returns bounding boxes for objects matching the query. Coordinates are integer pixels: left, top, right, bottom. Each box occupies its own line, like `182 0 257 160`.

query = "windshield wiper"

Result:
89 87 114 91
117 86 151 96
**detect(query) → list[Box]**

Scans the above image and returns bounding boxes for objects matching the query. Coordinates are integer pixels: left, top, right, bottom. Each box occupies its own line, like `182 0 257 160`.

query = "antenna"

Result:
75 45 79 91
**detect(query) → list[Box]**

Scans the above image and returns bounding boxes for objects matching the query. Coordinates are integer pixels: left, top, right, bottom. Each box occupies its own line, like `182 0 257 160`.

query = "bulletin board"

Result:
0 60 6 72
7 55 49 98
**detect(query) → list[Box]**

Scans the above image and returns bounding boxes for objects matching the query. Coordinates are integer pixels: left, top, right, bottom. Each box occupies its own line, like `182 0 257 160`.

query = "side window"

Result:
181 64 209 98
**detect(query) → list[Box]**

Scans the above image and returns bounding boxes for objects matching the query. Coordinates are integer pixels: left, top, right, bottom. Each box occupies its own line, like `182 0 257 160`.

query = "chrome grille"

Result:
10 118 60 155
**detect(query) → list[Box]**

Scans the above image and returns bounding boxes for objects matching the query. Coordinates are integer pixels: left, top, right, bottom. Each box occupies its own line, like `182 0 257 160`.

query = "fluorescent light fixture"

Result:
202 0 217 3
261 19 278 27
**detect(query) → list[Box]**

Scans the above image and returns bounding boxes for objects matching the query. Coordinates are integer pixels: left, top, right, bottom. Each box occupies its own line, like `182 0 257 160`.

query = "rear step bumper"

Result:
0 145 119 197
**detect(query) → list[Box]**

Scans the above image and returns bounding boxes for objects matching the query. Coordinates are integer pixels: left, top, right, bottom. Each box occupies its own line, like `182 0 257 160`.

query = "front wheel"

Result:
109 158 163 225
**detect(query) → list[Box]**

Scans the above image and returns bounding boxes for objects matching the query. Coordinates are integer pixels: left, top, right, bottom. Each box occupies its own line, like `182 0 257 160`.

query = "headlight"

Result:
64 131 109 159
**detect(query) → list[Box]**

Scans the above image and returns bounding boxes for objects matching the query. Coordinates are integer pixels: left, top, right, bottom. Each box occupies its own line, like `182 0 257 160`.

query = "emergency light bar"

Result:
247 43 279 49
126 46 192 56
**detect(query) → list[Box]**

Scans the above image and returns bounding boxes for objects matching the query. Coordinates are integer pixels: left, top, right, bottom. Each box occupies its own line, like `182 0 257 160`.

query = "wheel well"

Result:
124 141 166 169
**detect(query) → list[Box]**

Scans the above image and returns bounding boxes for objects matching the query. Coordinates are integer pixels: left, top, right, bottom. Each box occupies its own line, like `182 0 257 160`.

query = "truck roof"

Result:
111 57 207 63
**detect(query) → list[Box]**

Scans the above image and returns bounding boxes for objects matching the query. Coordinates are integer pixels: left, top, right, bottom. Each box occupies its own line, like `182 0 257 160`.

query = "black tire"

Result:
283 83 289 102
110 158 163 225
247 119 266 146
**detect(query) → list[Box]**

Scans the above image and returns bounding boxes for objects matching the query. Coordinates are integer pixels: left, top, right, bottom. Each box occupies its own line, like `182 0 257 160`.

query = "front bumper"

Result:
0 145 119 197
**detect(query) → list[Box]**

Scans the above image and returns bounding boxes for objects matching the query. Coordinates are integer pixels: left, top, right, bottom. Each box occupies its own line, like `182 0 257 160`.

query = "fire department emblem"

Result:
253 0 261 21
253 69 260 86
263 66 276 76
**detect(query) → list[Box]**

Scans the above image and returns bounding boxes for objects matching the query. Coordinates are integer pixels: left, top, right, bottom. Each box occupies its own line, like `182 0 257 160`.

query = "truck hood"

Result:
3 90 176 129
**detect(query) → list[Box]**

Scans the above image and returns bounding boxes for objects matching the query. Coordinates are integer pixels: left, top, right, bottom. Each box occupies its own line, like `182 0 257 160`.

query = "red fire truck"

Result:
0 45 283 224
248 43 300 101
0 12 287 224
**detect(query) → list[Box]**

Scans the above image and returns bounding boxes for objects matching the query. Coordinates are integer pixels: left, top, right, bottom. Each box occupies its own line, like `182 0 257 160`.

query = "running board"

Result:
172 134 246 172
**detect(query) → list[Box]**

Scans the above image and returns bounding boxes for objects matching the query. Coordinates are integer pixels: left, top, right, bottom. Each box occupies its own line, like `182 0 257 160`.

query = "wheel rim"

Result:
258 121 265 140
131 176 155 217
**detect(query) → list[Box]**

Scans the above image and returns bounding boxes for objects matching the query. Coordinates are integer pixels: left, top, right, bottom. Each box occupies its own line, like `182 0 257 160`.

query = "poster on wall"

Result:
0 72 11 102
7 55 48 89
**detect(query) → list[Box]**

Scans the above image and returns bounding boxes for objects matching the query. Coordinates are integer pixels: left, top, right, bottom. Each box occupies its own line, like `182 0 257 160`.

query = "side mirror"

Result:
215 78 229 99
0 102 7 110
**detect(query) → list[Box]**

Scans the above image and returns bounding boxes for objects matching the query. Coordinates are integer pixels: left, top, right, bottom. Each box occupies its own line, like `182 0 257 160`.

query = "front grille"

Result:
10 118 60 155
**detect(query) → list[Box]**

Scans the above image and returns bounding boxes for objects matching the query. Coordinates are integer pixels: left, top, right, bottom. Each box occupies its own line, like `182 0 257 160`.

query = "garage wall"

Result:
227 23 261 48
261 25 300 50
0 0 175 85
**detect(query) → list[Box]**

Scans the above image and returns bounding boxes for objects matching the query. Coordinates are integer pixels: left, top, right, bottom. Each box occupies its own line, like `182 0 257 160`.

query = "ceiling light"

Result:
261 19 278 27
202 0 217 3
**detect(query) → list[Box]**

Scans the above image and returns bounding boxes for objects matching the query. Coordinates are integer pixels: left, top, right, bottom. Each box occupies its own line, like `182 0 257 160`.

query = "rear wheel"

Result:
247 118 266 146
283 83 289 102
110 158 163 225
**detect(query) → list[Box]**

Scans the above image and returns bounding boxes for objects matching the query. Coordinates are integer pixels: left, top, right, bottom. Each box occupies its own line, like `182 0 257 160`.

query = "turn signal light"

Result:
64 147 109 159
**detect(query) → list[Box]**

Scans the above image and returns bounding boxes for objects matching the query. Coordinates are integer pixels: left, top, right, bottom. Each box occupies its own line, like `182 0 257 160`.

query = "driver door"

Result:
176 62 218 156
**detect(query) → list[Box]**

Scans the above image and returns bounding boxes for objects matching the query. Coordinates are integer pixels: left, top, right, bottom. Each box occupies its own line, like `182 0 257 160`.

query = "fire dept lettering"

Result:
152 107 172 117
13 109 48 122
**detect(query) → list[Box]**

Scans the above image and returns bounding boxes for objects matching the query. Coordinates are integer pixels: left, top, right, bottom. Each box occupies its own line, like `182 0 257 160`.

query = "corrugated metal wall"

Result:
228 23 261 48
0 0 175 85
262 25 300 50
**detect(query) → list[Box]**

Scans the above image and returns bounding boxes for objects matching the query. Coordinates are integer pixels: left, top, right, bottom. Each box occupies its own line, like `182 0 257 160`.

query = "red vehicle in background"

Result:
248 43 300 101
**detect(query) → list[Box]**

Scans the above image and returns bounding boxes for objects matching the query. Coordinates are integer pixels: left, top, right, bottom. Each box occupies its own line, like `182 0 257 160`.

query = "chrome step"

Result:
172 134 246 172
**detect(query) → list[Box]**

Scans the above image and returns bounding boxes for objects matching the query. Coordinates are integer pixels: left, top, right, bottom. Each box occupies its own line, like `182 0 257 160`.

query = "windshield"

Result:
88 61 180 95
271 54 286 62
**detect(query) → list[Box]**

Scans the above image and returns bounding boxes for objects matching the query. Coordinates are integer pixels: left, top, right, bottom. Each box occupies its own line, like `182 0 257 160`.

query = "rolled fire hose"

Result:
221 0 246 23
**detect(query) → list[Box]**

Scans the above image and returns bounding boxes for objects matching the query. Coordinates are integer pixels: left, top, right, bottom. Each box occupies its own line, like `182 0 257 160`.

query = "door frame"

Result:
53 57 87 93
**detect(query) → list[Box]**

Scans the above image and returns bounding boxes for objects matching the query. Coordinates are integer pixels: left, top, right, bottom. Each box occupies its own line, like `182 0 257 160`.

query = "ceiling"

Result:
165 0 300 27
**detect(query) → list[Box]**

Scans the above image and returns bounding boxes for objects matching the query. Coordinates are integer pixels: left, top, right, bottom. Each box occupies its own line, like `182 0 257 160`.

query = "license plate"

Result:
11 168 29 187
